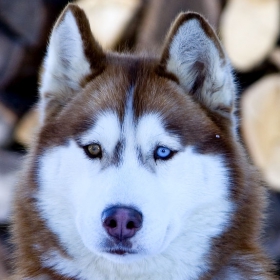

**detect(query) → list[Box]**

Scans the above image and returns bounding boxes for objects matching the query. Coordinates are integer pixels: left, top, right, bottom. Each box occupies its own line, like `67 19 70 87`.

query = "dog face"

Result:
37 86 231 264
35 4 236 276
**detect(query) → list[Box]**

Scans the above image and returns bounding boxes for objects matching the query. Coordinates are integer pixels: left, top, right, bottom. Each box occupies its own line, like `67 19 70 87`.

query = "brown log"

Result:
0 103 17 147
14 108 39 147
77 0 141 50
269 47 280 70
241 74 280 191
220 0 280 72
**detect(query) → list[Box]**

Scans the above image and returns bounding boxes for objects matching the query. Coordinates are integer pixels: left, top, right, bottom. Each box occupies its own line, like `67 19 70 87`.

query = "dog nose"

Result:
102 206 142 241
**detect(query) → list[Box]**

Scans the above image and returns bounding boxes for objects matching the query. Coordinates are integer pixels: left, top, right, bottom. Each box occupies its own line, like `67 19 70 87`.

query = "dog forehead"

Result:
82 110 177 140
94 57 197 122
77 56 186 128
39 56 219 152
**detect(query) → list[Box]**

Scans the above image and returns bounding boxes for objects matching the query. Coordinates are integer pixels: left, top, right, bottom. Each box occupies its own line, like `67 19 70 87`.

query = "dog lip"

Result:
106 248 136 255
110 249 127 255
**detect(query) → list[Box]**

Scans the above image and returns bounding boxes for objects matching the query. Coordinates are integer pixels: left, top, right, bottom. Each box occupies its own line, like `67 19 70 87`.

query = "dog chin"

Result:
100 248 146 263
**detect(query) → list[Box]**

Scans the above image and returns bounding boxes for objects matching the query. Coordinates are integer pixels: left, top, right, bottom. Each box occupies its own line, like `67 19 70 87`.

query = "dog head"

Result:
36 4 235 270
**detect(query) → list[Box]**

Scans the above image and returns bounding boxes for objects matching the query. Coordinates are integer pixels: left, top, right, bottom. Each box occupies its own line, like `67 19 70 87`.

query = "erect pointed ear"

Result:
39 4 105 122
160 12 236 121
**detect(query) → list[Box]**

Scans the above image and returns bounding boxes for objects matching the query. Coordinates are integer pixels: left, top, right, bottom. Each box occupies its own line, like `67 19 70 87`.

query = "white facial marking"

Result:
37 111 233 280
137 114 182 154
79 112 121 153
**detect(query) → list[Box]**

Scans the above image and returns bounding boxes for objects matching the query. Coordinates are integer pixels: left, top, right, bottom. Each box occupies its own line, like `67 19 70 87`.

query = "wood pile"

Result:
242 75 280 191
220 0 280 192
220 0 279 72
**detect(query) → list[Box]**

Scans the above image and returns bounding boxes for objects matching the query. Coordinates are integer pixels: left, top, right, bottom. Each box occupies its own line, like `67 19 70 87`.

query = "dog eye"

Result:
154 146 174 160
84 143 102 159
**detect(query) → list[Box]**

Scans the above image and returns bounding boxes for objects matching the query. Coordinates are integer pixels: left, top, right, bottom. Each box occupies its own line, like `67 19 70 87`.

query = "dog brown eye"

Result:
85 144 102 159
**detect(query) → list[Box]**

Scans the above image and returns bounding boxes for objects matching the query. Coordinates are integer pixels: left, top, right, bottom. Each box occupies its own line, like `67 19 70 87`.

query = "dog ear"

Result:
39 4 105 123
160 12 236 121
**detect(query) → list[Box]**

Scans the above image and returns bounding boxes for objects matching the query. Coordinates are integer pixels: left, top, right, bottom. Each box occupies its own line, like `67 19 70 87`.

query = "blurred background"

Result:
0 0 279 277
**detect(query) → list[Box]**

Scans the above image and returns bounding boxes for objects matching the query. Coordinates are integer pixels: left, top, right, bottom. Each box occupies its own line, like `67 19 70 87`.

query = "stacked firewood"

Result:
220 0 280 194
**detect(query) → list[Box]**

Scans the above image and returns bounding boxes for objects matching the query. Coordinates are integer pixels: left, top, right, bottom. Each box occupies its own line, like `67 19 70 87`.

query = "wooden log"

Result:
77 0 141 50
269 47 280 70
14 107 39 147
241 74 280 191
0 103 17 147
220 0 280 72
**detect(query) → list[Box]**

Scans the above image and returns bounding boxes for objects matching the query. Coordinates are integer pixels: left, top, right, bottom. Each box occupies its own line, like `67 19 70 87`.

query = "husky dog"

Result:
11 4 276 280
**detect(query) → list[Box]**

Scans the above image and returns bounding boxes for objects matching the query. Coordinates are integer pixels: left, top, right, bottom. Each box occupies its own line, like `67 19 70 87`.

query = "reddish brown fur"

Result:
11 4 276 280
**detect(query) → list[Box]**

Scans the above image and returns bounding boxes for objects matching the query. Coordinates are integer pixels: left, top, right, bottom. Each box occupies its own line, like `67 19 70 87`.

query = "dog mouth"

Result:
109 249 128 255
105 248 136 256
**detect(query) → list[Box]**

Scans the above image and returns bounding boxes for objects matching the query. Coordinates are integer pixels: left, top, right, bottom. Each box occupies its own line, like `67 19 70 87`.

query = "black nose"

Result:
102 206 143 241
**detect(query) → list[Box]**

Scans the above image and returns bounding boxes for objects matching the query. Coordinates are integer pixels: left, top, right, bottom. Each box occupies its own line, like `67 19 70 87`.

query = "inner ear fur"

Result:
39 4 106 122
64 4 105 76
161 13 225 64
159 12 236 120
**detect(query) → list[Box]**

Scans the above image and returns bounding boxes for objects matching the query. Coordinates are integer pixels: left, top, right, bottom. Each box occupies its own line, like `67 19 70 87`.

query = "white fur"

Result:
166 19 235 117
79 112 121 152
136 114 182 153
39 10 91 122
36 111 233 280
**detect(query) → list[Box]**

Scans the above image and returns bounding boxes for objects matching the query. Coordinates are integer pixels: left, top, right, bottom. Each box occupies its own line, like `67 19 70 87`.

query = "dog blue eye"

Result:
154 146 173 160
